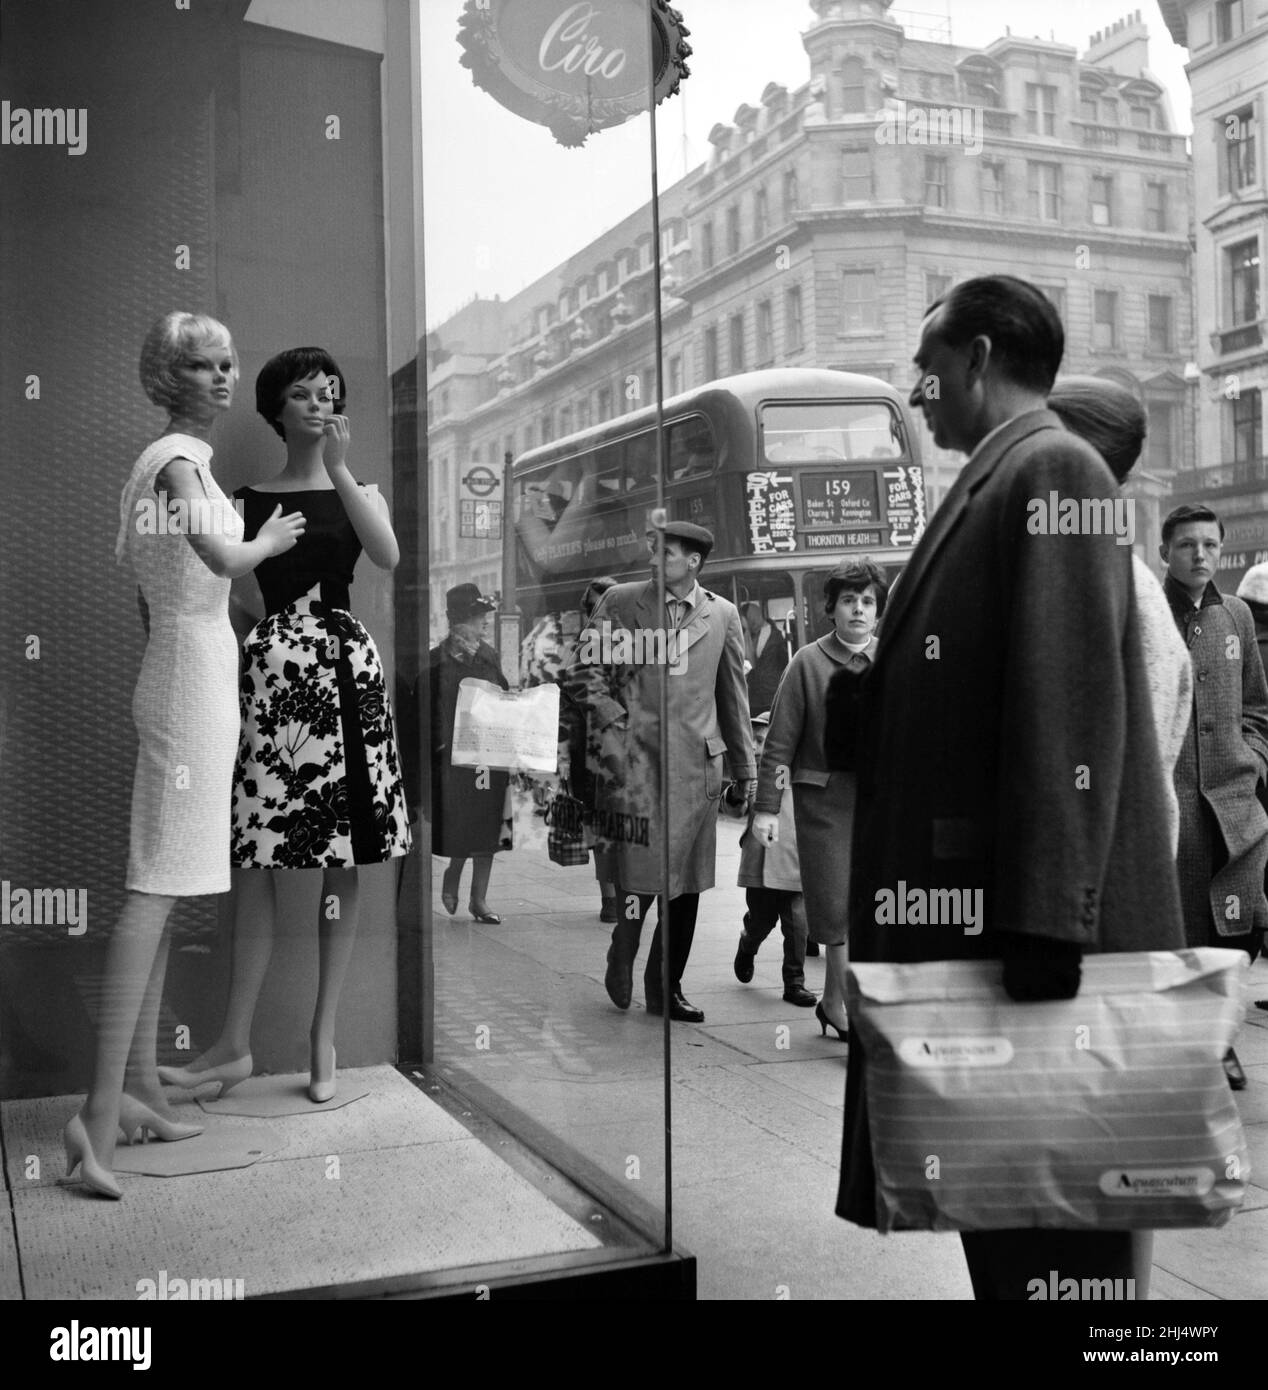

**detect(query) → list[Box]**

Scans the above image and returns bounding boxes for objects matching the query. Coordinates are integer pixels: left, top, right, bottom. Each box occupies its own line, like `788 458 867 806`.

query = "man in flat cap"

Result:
563 520 755 1021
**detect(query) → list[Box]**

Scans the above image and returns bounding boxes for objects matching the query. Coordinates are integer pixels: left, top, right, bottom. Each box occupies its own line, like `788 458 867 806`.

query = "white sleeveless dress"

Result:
115 434 243 894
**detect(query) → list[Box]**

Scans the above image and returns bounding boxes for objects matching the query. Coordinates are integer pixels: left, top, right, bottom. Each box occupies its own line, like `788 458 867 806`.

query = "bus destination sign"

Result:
805 531 882 550
799 472 880 529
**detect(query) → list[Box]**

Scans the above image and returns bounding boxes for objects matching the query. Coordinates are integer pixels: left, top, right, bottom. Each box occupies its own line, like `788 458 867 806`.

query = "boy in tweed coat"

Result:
1161 502 1268 1088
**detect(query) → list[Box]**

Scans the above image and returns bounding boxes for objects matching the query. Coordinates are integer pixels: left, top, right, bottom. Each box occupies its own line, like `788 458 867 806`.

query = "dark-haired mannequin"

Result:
158 356 409 1104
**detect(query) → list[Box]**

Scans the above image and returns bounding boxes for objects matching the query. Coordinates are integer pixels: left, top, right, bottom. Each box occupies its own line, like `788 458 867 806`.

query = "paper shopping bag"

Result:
450 678 560 774
846 949 1250 1233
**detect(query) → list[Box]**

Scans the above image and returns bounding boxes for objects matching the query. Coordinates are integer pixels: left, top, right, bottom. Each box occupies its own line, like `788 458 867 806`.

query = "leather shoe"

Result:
604 941 633 1010
734 923 756 984
783 984 817 1007
1224 1047 1248 1091
646 990 705 1023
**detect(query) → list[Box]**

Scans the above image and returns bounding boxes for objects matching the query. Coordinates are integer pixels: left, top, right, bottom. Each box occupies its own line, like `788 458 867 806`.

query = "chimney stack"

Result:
1083 9 1150 76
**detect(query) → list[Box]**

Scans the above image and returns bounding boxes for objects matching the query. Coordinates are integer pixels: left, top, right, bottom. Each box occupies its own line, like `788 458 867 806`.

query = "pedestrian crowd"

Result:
425 275 1265 1299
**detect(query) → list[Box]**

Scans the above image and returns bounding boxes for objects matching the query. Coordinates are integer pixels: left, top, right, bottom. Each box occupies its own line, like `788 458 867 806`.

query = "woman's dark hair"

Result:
824 558 889 617
928 275 1064 394
256 347 347 439
1047 376 1146 484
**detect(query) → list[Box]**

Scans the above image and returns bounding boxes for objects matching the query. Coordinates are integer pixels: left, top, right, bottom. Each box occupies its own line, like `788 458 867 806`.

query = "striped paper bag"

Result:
846 949 1250 1233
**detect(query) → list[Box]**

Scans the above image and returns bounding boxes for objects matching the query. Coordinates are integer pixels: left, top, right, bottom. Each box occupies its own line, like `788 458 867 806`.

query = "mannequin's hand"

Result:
751 810 779 845
322 415 351 472
258 503 307 557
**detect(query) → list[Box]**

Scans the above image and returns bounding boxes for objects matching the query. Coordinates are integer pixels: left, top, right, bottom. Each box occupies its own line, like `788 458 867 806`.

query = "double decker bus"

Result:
504 368 926 670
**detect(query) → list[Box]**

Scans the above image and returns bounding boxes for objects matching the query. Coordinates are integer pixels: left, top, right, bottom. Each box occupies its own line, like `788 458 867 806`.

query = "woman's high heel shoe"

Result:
815 1002 849 1042
118 1094 204 1144
155 1054 253 1098
441 891 459 915
63 1113 122 1200
469 902 502 924
308 1046 337 1104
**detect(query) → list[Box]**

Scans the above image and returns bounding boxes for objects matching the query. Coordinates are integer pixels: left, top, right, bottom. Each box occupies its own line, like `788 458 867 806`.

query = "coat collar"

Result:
1163 571 1223 625
877 409 1057 654
816 632 879 666
635 579 711 625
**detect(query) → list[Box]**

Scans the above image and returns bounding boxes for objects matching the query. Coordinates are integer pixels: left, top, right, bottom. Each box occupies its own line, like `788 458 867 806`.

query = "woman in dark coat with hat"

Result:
427 583 510 921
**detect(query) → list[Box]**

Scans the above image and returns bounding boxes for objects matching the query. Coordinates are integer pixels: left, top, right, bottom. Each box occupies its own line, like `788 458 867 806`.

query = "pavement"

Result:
444 805 1268 1301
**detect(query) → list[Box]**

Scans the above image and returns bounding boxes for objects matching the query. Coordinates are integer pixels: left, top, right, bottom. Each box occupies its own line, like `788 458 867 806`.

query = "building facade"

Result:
427 0 1196 633
1160 0 1268 589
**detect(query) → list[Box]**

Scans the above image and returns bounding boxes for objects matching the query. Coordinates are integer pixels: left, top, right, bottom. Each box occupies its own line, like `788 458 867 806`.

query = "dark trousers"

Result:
960 1229 1135 1301
613 891 700 997
741 887 807 989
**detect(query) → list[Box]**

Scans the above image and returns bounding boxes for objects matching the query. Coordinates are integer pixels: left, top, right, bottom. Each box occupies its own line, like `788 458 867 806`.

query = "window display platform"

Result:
1 1066 691 1299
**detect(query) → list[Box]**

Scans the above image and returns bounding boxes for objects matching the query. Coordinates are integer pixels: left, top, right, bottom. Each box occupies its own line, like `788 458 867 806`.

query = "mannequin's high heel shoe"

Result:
118 1094 204 1144
63 1113 122 1199
309 1046 337 1104
155 1054 253 1098
815 1002 849 1042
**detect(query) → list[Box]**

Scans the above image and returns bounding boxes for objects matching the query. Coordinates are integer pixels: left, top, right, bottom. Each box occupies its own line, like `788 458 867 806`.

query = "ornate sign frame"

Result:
458 0 692 148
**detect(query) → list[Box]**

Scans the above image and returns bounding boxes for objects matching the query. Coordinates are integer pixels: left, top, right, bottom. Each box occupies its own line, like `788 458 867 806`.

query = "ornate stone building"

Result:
1159 0 1268 590
427 0 1195 631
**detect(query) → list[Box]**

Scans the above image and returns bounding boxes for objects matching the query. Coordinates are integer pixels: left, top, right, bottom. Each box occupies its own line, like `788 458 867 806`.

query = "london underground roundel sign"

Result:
458 1 692 148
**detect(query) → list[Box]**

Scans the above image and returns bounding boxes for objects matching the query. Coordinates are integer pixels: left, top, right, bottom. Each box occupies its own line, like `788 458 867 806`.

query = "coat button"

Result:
1194 625 1202 636
1198 671 1207 681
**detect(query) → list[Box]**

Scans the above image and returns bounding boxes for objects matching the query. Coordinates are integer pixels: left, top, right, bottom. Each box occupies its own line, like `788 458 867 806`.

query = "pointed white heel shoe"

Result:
63 1113 123 1199
117 1094 204 1144
156 1054 253 1098
308 1046 337 1104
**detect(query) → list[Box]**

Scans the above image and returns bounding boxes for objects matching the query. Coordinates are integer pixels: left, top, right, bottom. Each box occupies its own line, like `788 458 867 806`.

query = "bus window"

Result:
623 430 657 491
734 577 797 646
520 477 571 526
668 417 716 480
762 401 907 463
592 443 626 499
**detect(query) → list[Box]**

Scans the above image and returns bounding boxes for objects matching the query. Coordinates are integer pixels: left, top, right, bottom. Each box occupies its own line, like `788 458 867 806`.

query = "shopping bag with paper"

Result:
846 949 1250 1233
450 678 560 774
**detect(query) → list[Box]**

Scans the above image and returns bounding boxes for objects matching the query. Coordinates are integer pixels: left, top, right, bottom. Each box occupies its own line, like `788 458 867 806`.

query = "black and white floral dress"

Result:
230 486 411 869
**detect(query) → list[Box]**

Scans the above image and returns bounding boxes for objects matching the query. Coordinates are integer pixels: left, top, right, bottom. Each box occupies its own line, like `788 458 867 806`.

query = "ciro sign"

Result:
463 465 500 498
457 0 692 149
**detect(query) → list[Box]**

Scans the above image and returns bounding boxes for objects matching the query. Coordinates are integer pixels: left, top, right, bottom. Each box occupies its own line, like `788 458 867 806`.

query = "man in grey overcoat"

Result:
1161 503 1268 1086
838 275 1185 1299
564 521 755 1022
